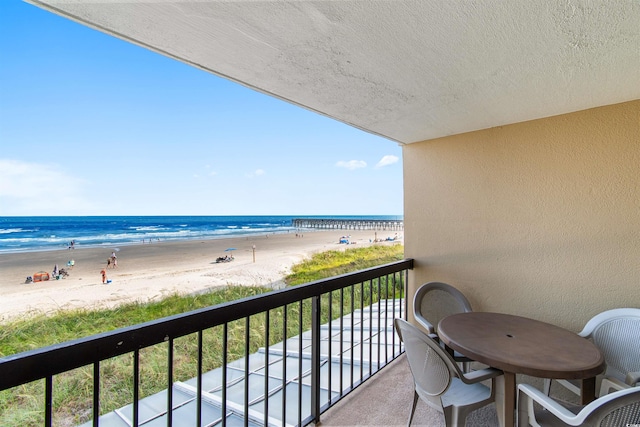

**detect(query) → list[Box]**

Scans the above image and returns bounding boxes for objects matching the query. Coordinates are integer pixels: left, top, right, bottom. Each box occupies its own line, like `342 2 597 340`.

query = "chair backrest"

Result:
582 386 640 426
413 282 472 334
394 318 461 401
581 308 640 383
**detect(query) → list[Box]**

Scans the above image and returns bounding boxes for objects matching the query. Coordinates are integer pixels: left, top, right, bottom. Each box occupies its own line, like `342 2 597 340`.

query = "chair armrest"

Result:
625 371 640 386
414 315 436 335
518 384 583 425
459 367 502 384
599 377 629 396
520 384 640 426
599 371 640 396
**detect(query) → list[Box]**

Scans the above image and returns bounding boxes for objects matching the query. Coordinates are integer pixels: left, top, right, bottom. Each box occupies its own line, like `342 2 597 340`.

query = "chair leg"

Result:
443 406 459 427
542 378 552 396
517 389 532 427
407 391 419 427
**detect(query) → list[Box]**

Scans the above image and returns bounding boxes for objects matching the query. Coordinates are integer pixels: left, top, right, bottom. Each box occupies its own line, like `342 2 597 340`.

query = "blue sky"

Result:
0 1 403 216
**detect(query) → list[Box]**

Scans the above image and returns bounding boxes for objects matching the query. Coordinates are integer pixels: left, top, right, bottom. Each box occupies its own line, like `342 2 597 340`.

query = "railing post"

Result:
404 269 409 320
45 376 52 427
311 295 321 423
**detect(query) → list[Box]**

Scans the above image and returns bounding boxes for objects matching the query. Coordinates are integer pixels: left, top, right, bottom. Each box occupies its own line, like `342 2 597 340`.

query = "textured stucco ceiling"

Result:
27 1 640 145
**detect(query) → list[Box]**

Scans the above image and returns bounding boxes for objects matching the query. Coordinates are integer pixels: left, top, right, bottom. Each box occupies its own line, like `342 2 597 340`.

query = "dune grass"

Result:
0 243 404 426
285 243 405 285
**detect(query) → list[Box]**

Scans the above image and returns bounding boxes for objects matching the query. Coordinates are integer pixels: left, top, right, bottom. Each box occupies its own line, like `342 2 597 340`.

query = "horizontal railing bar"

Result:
0 259 412 391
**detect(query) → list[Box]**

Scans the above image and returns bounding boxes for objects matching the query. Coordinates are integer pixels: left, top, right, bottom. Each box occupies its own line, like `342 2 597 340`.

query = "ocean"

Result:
0 216 401 254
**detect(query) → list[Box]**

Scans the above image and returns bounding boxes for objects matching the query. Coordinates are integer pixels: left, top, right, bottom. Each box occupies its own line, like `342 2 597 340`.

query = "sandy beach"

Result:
0 230 401 323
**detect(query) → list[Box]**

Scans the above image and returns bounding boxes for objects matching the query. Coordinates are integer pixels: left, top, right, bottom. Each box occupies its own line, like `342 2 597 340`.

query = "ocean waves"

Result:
0 215 398 254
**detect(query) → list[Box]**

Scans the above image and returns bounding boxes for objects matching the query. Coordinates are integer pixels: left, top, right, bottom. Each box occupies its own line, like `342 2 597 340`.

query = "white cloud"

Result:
0 159 98 215
375 155 399 168
246 169 266 178
336 160 367 170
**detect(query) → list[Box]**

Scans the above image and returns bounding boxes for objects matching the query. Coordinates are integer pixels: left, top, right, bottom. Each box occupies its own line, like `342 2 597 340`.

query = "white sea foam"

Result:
0 215 394 254
130 226 169 231
0 228 29 234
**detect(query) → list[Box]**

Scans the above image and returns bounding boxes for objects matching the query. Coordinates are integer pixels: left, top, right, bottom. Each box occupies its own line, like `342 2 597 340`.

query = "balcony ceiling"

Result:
28 1 640 145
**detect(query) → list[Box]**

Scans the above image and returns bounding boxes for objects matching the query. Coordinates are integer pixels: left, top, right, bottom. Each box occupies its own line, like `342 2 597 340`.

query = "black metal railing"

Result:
0 259 413 427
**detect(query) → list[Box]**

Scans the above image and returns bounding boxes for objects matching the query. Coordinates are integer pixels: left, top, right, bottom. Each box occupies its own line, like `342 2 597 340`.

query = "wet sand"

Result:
0 230 402 323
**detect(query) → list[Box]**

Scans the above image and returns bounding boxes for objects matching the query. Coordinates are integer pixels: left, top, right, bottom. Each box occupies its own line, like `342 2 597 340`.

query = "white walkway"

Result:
81 299 404 427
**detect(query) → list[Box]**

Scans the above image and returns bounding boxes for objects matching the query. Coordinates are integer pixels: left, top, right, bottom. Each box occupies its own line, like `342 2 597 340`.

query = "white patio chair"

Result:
413 281 474 371
394 318 502 427
518 383 640 427
543 308 640 398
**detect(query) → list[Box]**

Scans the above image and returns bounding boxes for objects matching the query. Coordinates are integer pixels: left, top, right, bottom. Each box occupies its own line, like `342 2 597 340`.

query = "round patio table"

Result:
438 312 604 427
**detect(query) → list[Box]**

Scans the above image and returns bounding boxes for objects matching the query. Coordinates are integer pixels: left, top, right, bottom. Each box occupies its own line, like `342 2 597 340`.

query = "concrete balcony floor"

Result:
315 354 499 427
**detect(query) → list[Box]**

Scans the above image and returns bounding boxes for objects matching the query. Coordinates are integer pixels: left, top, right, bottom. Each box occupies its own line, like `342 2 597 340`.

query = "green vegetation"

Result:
285 243 405 285
0 286 270 357
0 243 404 427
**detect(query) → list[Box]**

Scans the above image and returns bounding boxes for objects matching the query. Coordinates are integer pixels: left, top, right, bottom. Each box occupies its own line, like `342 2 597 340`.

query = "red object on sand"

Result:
33 272 50 282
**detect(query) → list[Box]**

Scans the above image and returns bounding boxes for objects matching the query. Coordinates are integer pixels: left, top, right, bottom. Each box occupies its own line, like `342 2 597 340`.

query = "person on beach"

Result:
107 257 112 269
111 251 118 268
100 269 107 284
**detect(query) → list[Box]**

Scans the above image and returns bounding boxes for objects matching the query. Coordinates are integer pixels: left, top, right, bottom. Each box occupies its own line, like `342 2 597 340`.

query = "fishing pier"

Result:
292 218 403 231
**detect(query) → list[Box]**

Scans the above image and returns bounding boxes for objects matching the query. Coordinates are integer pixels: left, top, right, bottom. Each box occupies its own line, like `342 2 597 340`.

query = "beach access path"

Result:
0 230 401 323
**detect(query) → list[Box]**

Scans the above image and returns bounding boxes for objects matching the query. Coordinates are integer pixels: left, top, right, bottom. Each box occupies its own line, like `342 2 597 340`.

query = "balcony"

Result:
317 353 499 427
15 5 640 414
0 260 415 427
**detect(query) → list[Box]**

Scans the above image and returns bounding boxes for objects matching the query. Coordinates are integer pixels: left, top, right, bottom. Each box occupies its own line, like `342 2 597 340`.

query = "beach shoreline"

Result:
0 229 402 323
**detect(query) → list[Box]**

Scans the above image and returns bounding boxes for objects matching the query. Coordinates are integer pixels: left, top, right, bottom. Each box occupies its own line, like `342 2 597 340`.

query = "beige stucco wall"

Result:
403 99 640 332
